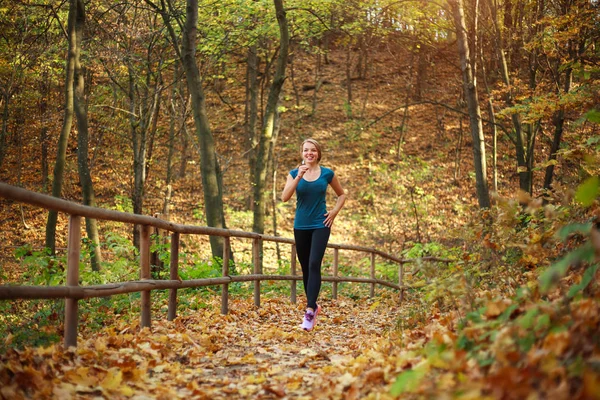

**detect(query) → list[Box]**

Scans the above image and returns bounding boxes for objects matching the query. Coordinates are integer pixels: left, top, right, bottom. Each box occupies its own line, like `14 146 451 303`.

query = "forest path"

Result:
1 294 411 399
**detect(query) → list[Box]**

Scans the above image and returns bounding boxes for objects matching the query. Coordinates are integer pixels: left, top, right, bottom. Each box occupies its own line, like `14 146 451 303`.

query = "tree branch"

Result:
367 99 511 137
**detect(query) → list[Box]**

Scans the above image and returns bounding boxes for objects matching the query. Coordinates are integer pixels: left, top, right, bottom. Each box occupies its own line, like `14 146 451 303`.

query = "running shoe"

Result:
301 305 322 332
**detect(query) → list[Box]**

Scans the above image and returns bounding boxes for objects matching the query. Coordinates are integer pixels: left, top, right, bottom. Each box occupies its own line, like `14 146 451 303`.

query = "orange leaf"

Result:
542 331 571 356
485 299 512 318
584 368 600 399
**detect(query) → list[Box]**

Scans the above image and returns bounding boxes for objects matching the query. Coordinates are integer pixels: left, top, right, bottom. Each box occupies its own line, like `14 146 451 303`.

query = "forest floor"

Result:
1 294 421 399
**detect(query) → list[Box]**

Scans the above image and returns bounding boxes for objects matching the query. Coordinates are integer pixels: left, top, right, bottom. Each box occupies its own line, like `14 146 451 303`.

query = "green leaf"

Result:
568 264 600 298
535 313 551 332
390 368 426 396
539 243 595 293
517 307 540 330
498 304 519 322
586 136 600 146
556 223 593 241
575 176 600 207
539 159 558 168
517 333 537 352
585 109 600 124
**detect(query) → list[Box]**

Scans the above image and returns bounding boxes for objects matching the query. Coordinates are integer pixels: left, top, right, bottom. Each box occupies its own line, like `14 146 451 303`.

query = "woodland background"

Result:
0 0 600 398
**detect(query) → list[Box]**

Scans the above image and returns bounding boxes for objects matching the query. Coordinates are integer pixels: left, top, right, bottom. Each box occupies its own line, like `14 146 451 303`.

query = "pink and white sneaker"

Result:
301 305 322 332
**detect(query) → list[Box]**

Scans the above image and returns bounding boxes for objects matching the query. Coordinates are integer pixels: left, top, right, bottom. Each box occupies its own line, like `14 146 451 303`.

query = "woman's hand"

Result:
324 176 346 228
323 210 337 227
297 164 309 178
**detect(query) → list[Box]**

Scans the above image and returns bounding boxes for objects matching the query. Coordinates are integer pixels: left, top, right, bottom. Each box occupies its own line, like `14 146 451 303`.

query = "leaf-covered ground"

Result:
3 279 600 400
1 294 411 399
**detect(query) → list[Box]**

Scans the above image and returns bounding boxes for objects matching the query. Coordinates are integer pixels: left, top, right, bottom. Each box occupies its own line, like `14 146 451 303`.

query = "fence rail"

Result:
0 182 451 348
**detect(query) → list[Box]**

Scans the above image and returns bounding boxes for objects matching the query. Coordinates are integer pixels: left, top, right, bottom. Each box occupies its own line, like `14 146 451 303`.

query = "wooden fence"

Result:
0 182 450 348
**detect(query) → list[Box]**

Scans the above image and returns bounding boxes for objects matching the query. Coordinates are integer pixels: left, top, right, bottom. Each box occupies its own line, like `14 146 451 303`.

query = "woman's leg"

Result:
305 227 330 310
294 229 312 296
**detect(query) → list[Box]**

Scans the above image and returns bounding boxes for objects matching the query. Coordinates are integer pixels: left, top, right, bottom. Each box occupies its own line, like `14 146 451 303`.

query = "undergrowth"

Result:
390 175 600 396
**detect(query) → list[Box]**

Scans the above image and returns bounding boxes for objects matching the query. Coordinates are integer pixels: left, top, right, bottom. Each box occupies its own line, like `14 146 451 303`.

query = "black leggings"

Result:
294 227 331 310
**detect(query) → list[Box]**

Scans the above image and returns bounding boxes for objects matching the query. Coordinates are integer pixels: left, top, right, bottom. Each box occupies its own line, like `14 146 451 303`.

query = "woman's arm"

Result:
282 165 309 202
281 173 300 202
324 175 346 227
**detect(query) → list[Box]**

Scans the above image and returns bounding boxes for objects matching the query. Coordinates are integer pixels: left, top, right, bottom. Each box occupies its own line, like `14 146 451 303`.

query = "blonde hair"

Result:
301 138 322 162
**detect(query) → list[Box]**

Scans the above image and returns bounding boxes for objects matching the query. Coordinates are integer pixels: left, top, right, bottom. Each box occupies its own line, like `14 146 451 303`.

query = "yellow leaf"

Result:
65 367 98 387
437 372 456 390
369 301 380 311
411 280 427 288
100 368 123 390
286 380 301 391
245 374 266 384
119 385 135 397
241 352 257 364
36 345 56 356
94 338 107 352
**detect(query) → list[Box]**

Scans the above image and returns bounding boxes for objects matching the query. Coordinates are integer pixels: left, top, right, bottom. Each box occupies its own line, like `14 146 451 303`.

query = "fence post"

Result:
332 248 339 299
399 263 404 303
64 215 81 348
290 244 297 304
168 232 180 321
253 236 261 307
370 252 376 298
221 236 230 315
140 225 151 328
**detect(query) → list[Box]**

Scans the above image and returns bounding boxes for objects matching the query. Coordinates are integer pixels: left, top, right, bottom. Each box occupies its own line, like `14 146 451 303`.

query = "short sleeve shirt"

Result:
290 166 334 230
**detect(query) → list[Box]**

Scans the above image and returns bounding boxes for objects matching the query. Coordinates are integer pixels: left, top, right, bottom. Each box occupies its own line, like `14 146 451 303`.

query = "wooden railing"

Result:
0 182 450 348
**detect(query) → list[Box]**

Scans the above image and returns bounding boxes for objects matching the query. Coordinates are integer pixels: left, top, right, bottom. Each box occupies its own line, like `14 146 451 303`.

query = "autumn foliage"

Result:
1 0 600 398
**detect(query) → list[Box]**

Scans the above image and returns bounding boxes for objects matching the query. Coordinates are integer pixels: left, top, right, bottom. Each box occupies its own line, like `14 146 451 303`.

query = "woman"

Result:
281 138 346 331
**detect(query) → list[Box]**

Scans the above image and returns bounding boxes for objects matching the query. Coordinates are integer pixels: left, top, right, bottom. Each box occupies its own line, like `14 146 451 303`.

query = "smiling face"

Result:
302 139 321 164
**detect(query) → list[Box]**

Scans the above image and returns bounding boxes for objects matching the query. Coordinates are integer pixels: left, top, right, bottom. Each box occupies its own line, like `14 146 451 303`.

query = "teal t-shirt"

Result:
290 166 334 230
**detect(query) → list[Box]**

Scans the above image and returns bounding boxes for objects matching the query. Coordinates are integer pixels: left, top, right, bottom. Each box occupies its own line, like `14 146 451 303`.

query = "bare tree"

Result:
73 0 102 270
146 0 229 259
252 0 290 235
449 0 490 208
46 0 77 254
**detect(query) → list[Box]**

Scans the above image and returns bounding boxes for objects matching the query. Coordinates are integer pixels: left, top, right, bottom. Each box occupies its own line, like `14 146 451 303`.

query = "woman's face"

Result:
302 142 320 164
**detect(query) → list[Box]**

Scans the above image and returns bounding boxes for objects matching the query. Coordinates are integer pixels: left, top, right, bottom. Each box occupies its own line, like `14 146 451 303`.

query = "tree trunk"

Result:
164 64 179 218
289 53 300 107
39 69 50 193
46 0 77 254
73 0 102 271
415 42 428 100
128 61 145 249
479 43 498 193
311 49 322 117
543 37 576 192
450 0 490 208
180 0 228 258
486 0 530 193
246 43 259 210
345 44 353 106
0 92 10 170
252 0 289 236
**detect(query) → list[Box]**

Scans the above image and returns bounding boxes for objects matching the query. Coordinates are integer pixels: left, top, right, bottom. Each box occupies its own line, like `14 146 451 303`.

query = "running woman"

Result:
281 138 346 331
